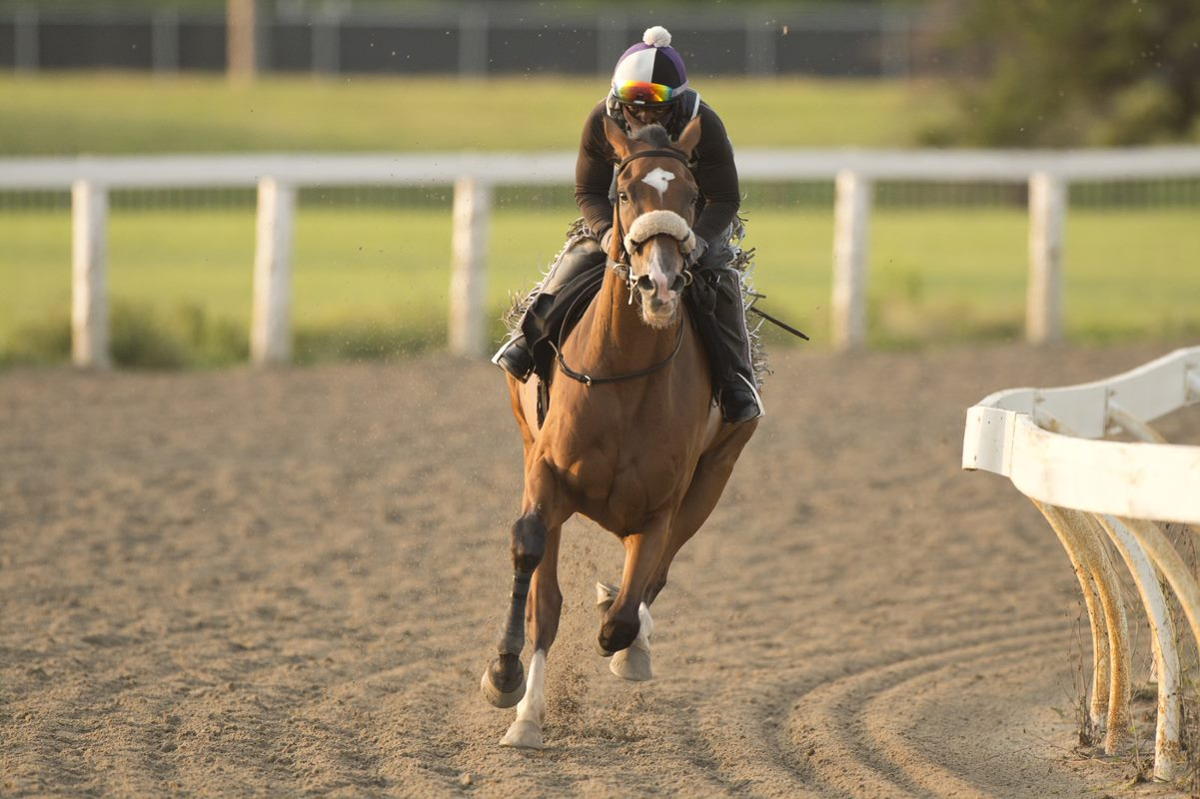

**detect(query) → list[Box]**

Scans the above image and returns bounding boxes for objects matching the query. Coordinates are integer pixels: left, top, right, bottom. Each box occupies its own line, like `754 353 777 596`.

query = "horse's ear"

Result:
674 116 702 158
603 116 631 161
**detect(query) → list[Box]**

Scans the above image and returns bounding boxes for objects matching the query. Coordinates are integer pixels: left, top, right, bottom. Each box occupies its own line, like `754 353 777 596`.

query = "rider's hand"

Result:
688 235 708 266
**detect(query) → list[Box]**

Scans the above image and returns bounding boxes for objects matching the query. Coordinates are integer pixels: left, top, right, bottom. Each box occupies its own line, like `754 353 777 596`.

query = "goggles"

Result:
612 80 682 106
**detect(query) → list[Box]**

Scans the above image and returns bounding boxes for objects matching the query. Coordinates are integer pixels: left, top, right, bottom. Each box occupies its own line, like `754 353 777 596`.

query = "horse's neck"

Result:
576 266 679 369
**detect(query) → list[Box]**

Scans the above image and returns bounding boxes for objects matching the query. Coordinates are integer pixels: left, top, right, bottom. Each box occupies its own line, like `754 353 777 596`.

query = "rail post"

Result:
251 177 295 366
71 180 111 369
1027 171 1066 344
14 5 39 72
449 177 492 358
832 169 873 351
151 9 180 74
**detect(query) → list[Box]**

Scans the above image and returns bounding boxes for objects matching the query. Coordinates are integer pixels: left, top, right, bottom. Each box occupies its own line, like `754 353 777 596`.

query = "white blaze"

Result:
641 167 676 199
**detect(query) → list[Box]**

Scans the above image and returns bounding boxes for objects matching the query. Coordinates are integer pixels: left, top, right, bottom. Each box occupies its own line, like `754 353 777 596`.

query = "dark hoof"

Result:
480 653 525 708
598 616 639 655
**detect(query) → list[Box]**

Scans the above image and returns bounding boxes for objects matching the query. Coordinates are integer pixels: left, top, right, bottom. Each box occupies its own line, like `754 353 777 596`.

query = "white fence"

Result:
3 147 1200 367
962 346 1200 781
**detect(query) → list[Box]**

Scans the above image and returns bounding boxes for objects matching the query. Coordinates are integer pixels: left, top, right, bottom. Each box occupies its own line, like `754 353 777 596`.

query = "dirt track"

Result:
2 344 1197 797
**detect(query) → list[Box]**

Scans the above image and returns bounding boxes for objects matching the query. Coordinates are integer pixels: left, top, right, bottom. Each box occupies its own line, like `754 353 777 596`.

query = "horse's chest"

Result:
556 444 686 525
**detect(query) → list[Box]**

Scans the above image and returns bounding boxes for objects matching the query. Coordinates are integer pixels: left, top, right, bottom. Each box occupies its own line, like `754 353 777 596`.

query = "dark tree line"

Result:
934 0 1200 146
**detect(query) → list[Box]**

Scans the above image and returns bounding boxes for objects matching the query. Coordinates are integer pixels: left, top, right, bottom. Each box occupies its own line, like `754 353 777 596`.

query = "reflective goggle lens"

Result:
613 81 676 105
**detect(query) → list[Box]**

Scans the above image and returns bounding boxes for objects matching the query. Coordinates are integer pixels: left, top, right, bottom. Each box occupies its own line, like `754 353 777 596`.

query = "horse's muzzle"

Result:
634 273 683 328
635 272 688 298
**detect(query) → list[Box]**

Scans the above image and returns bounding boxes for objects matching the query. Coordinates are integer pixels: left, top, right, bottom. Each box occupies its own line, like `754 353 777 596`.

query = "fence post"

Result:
1027 171 1066 344
14 6 38 72
832 170 873 350
596 13 627 75
745 14 776 76
312 3 341 75
458 5 488 78
227 0 258 81
71 180 111 369
251 178 295 366
152 9 180 74
449 177 492 357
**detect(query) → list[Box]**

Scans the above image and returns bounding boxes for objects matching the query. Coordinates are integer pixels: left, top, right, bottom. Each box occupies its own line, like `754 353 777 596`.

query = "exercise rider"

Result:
492 25 762 424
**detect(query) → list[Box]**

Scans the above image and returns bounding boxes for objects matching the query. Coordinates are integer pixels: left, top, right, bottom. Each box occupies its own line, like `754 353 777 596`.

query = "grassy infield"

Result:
2 75 1198 366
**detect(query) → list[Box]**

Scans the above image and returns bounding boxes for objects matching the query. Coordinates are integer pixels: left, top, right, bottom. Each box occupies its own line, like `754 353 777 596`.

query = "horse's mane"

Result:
631 124 672 148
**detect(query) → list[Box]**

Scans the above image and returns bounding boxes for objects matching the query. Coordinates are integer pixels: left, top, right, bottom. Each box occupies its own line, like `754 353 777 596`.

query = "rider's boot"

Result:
491 332 536 382
491 236 606 383
694 266 763 424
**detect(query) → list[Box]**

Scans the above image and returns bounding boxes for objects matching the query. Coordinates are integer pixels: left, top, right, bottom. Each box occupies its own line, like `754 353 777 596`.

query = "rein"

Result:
551 266 686 387
552 144 694 388
552 319 685 387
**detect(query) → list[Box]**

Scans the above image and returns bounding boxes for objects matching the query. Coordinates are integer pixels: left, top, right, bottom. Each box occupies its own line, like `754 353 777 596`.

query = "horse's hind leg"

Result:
500 524 562 749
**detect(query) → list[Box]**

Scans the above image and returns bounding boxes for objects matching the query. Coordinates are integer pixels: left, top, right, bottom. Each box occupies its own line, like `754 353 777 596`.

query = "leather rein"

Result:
553 146 694 387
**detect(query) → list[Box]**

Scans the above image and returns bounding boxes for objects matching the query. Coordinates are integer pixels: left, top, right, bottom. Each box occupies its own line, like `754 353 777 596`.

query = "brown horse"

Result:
480 115 758 749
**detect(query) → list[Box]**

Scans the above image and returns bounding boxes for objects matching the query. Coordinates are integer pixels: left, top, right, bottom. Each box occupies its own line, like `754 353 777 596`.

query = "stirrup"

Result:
720 374 764 423
491 335 535 382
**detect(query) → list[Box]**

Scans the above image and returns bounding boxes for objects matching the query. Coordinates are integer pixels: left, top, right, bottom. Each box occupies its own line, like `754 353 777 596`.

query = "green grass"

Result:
0 74 1196 366
0 74 950 155
3 204 1198 366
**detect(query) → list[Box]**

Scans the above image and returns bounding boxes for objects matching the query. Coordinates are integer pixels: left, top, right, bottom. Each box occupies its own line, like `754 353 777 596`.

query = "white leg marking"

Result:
610 602 654 681
500 649 547 749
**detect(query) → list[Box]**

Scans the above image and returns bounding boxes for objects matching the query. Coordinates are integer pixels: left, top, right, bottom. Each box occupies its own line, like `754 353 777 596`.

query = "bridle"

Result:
553 146 695 387
609 147 696 272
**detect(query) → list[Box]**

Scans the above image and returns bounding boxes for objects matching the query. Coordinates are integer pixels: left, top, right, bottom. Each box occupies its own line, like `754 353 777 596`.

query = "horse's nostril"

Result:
669 274 686 293
636 275 655 293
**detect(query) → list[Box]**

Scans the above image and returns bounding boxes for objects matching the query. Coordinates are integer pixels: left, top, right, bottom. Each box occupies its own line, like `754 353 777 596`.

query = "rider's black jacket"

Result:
574 93 741 247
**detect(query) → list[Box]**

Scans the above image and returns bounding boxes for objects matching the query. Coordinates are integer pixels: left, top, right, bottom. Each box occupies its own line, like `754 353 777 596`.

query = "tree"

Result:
933 0 1200 147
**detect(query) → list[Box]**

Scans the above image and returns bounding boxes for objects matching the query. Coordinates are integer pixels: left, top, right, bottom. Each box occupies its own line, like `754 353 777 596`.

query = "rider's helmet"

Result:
610 26 688 108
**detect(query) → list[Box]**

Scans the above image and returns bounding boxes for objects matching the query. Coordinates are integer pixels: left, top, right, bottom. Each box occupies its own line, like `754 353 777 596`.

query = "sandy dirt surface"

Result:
2 343 1198 798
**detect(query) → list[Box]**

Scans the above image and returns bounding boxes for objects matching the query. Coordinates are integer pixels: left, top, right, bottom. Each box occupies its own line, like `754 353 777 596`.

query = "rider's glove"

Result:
687 235 709 267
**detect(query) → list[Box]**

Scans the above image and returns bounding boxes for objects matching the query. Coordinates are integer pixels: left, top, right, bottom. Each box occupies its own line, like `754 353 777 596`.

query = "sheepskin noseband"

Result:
623 209 696 254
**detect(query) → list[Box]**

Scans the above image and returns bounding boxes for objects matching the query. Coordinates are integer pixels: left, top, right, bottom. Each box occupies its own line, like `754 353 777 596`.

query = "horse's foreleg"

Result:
480 511 548 708
599 523 670 655
648 428 755 606
500 524 562 749
481 458 567 705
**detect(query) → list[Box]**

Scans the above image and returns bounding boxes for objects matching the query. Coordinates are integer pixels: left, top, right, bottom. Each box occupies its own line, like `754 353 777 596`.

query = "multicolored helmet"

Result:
610 26 688 107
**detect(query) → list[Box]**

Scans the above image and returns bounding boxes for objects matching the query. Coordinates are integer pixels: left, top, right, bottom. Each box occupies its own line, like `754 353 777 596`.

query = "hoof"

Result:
500 719 544 750
480 656 525 708
598 616 639 655
610 643 653 681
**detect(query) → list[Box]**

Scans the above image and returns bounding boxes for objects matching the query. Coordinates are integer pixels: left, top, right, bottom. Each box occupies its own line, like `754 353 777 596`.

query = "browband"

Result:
616 148 691 173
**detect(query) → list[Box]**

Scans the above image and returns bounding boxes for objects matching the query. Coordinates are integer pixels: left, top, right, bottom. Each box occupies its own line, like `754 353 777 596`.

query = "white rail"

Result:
3 148 1199 366
963 346 1200 780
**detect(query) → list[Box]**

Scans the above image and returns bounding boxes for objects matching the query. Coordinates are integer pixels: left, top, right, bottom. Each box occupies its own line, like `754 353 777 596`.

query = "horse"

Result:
479 114 759 749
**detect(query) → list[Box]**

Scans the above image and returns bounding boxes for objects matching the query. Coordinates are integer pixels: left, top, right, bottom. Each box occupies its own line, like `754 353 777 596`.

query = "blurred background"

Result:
1 0 1198 368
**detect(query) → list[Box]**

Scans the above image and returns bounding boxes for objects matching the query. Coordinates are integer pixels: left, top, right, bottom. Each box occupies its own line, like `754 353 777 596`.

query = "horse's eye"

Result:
618 192 629 203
